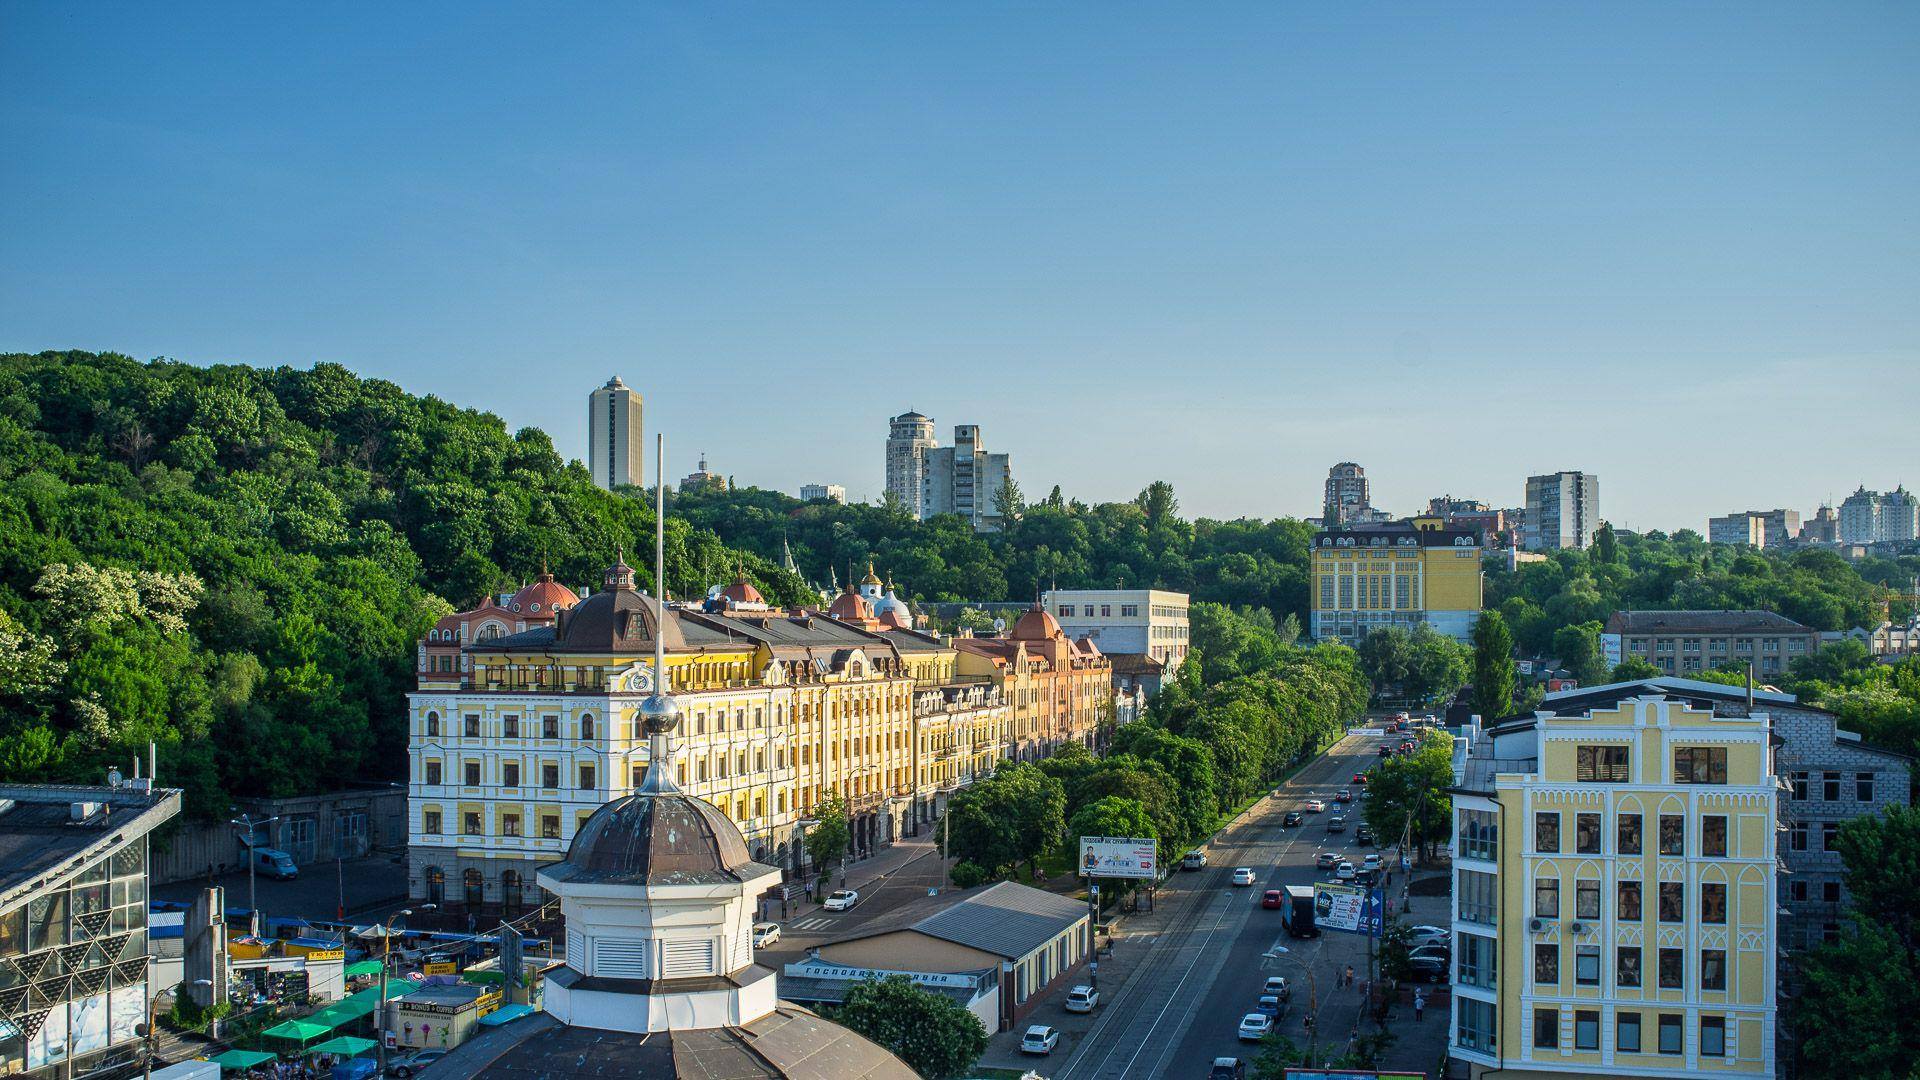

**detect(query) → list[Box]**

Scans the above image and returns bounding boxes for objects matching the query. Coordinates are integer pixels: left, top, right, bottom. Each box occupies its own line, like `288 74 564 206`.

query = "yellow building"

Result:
1309 518 1482 644
1449 693 1777 1078
407 558 1008 915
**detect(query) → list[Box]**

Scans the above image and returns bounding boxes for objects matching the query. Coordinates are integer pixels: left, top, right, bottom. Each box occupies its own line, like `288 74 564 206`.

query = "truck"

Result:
1279 884 1318 938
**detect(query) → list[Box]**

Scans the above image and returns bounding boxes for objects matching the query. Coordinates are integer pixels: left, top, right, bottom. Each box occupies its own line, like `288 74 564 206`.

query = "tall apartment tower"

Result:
921 424 1013 531
1324 462 1372 524
1524 471 1600 551
587 376 644 490
885 410 937 515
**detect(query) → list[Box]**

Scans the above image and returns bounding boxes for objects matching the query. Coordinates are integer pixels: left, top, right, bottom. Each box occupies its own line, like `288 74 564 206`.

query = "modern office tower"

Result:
1524 471 1600 551
587 376 644 490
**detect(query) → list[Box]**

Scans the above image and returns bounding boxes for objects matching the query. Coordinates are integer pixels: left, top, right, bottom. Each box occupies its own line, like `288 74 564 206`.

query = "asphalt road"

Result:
755 837 953 968
1052 731 1398 1079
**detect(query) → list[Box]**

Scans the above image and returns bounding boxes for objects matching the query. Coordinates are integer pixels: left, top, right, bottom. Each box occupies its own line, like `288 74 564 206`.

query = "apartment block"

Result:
1524 472 1600 551
1603 610 1817 679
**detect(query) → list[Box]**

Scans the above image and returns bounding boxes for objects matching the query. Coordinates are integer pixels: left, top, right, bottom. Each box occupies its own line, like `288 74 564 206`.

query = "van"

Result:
1279 885 1318 938
252 847 298 880
1181 850 1207 871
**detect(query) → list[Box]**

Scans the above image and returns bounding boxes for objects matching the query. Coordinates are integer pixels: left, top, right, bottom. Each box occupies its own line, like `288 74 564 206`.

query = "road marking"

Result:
789 917 832 931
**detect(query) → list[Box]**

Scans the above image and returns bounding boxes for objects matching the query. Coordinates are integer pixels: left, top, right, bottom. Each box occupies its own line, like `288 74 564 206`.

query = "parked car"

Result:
1183 850 1208 871
1020 1025 1060 1054
1315 851 1342 869
1406 955 1448 983
822 890 859 912
1263 975 1291 1000
1354 826 1375 846
1282 811 1303 827
1409 945 1452 968
1408 924 1452 941
1064 985 1099 1013
1335 789 1354 803
387 1049 447 1078
1231 867 1256 886
1209 1059 1247 1080
1326 816 1346 833
1254 994 1285 1018
1334 861 1357 881
752 922 781 948
1237 1013 1274 1041
1261 889 1284 909
1305 798 1326 812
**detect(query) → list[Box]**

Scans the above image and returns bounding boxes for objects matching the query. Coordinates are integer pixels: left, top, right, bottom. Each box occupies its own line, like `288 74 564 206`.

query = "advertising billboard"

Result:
1312 883 1386 935
1079 836 1158 879
1601 632 1623 668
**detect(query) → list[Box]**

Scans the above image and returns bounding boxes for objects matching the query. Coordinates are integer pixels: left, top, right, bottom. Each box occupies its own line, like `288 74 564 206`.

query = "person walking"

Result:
1413 987 1427 1021
1343 964 1355 989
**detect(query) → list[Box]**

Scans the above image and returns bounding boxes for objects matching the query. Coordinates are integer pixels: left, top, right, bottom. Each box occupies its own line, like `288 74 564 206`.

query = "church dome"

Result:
1010 599 1062 641
544 785 758 887
827 586 872 622
509 569 580 615
720 572 765 605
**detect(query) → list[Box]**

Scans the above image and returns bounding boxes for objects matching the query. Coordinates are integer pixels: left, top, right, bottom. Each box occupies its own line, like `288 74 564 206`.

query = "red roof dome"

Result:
509 570 581 616
827 587 872 622
1009 600 1062 641
721 573 765 605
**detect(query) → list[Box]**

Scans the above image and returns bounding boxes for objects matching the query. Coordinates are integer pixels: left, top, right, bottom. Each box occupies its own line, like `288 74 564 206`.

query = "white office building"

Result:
587 376 644 491
799 483 847 504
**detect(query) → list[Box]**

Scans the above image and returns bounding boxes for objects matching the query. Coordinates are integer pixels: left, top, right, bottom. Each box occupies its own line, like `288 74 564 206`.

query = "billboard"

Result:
1079 836 1157 880
1313 883 1386 935
1601 632 1623 668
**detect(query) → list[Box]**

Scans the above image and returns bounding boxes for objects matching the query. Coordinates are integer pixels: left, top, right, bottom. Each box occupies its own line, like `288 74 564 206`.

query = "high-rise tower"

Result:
885 410 936 515
588 376 644 490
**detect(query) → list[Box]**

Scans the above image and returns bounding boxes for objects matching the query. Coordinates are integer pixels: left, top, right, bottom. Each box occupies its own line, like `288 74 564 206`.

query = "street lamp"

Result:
1264 944 1321 1066
229 812 280 922
361 904 434 1078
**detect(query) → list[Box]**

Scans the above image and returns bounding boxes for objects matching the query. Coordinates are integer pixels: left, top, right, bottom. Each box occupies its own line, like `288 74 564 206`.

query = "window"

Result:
503 762 520 787
464 714 480 738
1790 879 1809 902
1701 882 1727 924
426 712 440 737
582 714 596 740
1790 821 1808 851
1576 879 1600 919
423 810 442 834
1823 771 1840 801
501 813 521 837
1853 772 1874 801
1575 813 1602 854
1459 809 1498 860
1534 943 1558 983
1457 998 1498 1054
503 714 519 737
1618 813 1643 855
1617 1011 1642 1052
1536 812 1561 853
1535 878 1560 918
1659 814 1684 855
1658 947 1683 989
1618 880 1642 920
541 815 559 839
1791 771 1808 800
1576 745 1630 782
1700 1016 1726 1056
1534 1007 1559 1049
1459 869 1498 926
1658 882 1684 922
1575 1009 1599 1050
1457 933 1497 989
1658 1014 1682 1054
1822 822 1840 851
1701 949 1726 991
579 764 596 790
462 811 482 835
463 761 481 786
1823 880 1842 902
1575 946 1600 986
542 764 559 789
1673 746 1728 784
424 761 442 785
1617 946 1642 987
1702 815 1727 857
543 715 559 739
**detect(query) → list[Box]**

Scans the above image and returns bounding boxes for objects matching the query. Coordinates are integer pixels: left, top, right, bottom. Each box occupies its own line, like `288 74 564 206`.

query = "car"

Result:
1237 1013 1274 1041
387 1050 448 1078
1254 993 1284 1017
822 889 859 912
1351 772 1368 784
1354 868 1379 887
1282 811 1303 827
1335 789 1354 803
1020 1025 1059 1054
1362 853 1384 871
751 922 781 948
1378 744 1394 757
1354 825 1374 846
1262 889 1284 909
1406 955 1448 983
1183 850 1208 871
1334 861 1357 881
1408 924 1452 939
1064 985 1099 1013
1305 798 1326 812
1315 851 1342 869
1231 867 1256 886
1326 816 1346 833
1210 1058 1247 1080
1409 946 1452 968
1263 976 1291 1000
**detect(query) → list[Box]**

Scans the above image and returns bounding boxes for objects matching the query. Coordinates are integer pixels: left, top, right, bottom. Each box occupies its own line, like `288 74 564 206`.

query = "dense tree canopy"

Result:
831 974 990 1080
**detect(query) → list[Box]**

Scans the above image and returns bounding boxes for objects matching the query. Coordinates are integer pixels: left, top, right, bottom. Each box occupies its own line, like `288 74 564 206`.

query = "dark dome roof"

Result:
545 787 757 887
554 589 686 653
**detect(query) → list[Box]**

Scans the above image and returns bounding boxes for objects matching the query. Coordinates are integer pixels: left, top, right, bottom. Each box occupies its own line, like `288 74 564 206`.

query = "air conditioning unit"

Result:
1528 918 1545 933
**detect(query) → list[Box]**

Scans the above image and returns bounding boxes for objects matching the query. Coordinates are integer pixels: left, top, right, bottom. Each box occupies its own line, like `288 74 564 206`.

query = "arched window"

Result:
581 714 596 740
425 866 445 905
501 870 523 916
425 712 440 737
463 868 484 909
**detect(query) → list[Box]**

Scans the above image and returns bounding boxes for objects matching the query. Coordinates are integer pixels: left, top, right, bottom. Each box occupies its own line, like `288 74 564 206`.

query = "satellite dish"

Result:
992 618 1006 632
106 769 124 788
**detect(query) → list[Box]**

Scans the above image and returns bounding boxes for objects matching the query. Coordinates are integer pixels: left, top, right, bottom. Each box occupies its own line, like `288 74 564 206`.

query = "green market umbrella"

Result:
211 1050 277 1071
309 1036 378 1057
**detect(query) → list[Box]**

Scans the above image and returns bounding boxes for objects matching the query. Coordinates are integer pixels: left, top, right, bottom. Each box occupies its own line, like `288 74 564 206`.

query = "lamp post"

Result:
1264 944 1321 1066
229 812 280 923
364 905 433 1078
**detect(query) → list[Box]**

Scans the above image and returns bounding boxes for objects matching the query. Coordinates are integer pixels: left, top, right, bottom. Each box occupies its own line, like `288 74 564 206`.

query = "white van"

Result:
251 847 298 880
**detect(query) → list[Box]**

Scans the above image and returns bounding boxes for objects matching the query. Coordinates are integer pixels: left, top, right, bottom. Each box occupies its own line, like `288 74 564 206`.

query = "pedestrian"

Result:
1414 988 1426 1021
1343 964 1355 988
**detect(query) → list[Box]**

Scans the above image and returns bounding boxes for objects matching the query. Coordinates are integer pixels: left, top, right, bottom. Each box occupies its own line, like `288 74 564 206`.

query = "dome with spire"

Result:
873 574 911 628
508 562 581 616
827 583 873 622
1010 597 1064 641
551 556 686 652
719 567 765 606
543 779 759 888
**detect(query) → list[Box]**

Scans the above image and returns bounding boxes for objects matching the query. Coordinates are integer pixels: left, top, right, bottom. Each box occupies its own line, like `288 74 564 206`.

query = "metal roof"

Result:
828 880 1088 962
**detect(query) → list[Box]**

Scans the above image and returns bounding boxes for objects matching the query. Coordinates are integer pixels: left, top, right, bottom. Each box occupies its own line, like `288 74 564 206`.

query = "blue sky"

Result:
5 4 1917 528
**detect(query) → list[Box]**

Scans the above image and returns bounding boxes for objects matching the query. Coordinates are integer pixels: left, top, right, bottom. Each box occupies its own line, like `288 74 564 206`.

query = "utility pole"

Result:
229 812 279 925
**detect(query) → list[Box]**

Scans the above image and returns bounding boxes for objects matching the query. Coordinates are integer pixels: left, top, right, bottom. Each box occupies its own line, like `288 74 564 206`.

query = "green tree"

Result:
1361 734 1454 861
1551 620 1609 686
833 974 990 1080
1791 922 1919 1079
1134 480 1179 529
1404 623 1471 705
1611 656 1661 681
805 790 852 887
1356 626 1412 702
1470 611 1518 719
1068 797 1155 855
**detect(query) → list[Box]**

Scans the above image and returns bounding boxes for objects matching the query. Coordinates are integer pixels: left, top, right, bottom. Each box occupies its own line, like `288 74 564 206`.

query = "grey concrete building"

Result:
1523 470 1600 551
884 410 936 516
1604 609 1819 678
587 376 644 491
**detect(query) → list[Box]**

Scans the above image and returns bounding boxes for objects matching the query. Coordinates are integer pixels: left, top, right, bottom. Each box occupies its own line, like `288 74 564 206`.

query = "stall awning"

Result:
308 1036 378 1057
344 961 384 977
263 1019 332 1043
211 1050 277 1070
476 1004 533 1027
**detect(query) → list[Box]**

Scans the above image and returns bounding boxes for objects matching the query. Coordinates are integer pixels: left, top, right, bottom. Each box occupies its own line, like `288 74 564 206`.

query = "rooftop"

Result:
826 880 1087 961
0 783 183 912
1605 609 1814 635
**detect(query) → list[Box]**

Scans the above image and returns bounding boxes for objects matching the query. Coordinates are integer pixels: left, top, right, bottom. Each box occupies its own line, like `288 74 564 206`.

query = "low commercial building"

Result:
0 782 182 1078
798 483 846 504
798 880 1091 1031
1846 616 1920 659
384 982 503 1051
1603 610 1819 678
1310 519 1484 644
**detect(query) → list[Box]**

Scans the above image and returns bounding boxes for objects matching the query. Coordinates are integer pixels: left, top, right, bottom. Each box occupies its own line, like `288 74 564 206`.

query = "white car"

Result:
752 922 781 948
1305 798 1327 812
1408 924 1451 938
822 889 859 912
1362 853 1384 871
1334 861 1357 881
1237 1013 1274 1041
1231 867 1257 886
1262 975 1290 1001
1064 985 1099 1013
1020 1025 1060 1054
387 1049 448 1078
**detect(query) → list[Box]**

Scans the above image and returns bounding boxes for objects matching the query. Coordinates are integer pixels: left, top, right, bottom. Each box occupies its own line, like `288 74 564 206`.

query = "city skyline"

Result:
5 6 1919 527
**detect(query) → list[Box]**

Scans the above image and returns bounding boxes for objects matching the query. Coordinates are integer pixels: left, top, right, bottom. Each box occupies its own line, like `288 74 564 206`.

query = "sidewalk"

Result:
768 835 945 923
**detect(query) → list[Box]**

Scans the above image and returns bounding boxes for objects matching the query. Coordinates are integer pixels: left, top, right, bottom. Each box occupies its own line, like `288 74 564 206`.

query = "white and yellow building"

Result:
1310 518 1482 644
407 559 1010 915
1448 693 1777 1078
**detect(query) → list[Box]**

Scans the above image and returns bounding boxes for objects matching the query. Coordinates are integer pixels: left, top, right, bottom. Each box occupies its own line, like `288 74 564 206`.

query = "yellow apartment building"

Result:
1309 518 1483 644
1449 693 1777 1078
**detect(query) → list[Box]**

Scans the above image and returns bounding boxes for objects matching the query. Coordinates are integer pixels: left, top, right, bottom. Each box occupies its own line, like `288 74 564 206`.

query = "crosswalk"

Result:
789 916 834 932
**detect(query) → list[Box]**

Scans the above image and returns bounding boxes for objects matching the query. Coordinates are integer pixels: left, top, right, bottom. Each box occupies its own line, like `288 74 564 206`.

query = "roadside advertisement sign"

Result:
1078 836 1157 879
1313 883 1386 935
1602 632 1623 668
